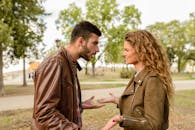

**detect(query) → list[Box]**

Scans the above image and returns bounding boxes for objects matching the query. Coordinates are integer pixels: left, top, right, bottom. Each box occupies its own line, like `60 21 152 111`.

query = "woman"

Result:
99 30 174 130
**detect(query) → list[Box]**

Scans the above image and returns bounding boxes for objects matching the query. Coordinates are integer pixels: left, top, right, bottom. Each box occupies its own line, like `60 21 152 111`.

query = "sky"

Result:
3 0 195 72
42 0 195 50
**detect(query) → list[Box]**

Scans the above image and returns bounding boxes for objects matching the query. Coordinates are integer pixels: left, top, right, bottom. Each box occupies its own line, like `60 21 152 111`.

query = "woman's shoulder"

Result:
147 70 158 77
143 70 163 85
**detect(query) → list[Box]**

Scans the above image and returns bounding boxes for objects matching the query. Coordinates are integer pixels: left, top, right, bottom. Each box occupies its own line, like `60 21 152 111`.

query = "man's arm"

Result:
82 96 104 109
33 60 78 129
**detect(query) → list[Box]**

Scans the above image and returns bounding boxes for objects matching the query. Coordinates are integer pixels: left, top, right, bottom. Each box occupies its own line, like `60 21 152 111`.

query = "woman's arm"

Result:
98 93 119 105
101 115 123 130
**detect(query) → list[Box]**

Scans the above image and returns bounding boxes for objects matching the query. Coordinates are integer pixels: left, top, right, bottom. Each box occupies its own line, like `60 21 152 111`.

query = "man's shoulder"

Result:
36 48 68 72
47 48 68 63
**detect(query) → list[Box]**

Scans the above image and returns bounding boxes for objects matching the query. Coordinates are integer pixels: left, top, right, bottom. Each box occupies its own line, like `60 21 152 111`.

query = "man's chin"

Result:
81 55 90 61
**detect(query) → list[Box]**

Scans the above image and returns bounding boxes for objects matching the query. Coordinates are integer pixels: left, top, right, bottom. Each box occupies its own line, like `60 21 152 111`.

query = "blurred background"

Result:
0 0 195 129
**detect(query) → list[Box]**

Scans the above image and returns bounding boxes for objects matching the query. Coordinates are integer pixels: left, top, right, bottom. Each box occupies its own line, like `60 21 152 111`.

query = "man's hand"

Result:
82 96 104 109
97 93 119 105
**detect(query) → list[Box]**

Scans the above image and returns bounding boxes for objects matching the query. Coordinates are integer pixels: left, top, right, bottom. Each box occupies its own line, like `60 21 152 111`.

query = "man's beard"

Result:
80 44 92 61
80 54 90 61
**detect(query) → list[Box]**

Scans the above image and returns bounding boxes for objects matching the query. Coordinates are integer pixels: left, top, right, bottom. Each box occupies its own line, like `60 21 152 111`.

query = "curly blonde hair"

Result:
125 30 174 105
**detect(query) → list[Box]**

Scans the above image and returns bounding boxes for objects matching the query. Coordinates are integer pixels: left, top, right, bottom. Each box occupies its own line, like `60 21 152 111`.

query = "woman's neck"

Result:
134 62 144 72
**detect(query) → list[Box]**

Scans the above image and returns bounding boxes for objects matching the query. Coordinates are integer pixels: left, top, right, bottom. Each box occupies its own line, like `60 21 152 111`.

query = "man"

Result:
31 21 104 130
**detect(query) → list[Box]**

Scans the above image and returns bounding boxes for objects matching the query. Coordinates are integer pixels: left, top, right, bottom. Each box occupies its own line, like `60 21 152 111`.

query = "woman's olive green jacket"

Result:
119 68 169 130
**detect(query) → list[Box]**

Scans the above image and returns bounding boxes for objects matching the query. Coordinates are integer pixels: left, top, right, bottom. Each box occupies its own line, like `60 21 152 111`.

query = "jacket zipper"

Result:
130 84 140 111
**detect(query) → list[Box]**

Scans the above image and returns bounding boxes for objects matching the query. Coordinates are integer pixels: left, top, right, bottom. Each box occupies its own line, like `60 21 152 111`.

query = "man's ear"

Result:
77 37 84 46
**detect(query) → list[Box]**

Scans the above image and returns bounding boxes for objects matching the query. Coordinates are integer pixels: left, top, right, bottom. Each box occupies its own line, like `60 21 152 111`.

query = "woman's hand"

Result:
101 115 123 130
98 93 119 105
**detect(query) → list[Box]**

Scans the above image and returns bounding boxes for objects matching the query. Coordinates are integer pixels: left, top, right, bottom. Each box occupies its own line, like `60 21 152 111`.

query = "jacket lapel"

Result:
134 68 150 86
121 73 135 97
121 68 151 97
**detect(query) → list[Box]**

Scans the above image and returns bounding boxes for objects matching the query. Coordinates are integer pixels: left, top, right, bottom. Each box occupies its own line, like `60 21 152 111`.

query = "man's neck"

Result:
65 44 79 62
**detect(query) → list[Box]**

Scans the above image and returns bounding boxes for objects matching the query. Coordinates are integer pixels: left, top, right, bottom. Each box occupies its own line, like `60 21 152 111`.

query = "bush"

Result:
120 67 135 79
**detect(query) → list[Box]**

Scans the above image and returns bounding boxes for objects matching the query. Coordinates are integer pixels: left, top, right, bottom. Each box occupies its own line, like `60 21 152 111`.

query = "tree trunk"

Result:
0 43 5 95
85 63 88 75
111 63 116 72
23 56 27 86
177 57 181 73
126 64 129 71
92 63 95 77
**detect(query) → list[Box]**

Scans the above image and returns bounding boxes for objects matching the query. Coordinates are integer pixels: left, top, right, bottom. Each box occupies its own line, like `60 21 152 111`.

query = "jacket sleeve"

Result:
120 76 166 130
33 60 78 130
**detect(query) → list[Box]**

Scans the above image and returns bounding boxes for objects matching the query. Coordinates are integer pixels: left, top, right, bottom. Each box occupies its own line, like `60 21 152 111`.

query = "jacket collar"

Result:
121 68 151 96
121 72 136 96
134 68 150 86
61 47 82 71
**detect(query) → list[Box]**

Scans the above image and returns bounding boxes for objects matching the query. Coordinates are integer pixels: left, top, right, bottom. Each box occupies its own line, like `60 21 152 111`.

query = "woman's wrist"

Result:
119 115 124 122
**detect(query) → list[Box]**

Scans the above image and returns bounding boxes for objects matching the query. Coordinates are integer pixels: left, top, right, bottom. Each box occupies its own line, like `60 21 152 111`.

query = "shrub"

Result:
120 67 135 79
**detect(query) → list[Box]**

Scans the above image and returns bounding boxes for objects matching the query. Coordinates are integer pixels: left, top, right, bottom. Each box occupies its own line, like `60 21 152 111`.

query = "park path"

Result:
0 80 195 112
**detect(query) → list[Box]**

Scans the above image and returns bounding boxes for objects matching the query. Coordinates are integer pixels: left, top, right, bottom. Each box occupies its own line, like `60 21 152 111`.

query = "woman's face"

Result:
123 41 139 65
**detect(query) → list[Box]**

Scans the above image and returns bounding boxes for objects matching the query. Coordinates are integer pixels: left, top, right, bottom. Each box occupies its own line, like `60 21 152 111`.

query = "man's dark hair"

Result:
70 21 102 43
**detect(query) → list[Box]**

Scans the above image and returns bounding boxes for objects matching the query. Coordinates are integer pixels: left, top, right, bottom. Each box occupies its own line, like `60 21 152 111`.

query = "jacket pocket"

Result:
134 107 144 117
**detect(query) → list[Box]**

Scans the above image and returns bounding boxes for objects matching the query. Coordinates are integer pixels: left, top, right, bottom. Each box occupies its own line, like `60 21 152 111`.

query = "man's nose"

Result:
96 46 100 52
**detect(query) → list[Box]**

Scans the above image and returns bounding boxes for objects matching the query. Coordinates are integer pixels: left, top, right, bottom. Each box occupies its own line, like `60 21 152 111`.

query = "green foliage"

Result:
0 21 12 47
85 0 119 34
56 0 194 74
121 5 141 29
0 0 46 93
55 3 82 41
0 0 46 61
120 67 135 79
0 0 13 48
56 0 141 75
147 14 195 72
185 12 195 61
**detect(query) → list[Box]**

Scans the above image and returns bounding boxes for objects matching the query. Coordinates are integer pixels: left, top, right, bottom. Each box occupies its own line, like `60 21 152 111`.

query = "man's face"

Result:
80 33 100 61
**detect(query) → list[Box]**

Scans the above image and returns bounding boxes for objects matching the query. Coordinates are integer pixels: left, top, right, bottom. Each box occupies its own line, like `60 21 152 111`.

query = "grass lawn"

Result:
2 69 194 97
1 83 125 97
0 90 195 130
2 85 34 97
1 69 194 129
171 73 195 80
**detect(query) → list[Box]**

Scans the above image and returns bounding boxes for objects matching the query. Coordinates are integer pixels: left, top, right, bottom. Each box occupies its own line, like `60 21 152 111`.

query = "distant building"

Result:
29 61 40 71
3 61 41 84
28 61 40 79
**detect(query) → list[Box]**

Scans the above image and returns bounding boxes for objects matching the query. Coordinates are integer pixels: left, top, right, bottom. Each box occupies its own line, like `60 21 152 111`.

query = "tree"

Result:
186 12 195 61
0 0 13 95
0 22 13 95
85 0 119 76
147 22 176 65
56 3 83 41
147 14 195 72
0 0 46 94
10 0 46 87
104 25 126 71
56 0 141 76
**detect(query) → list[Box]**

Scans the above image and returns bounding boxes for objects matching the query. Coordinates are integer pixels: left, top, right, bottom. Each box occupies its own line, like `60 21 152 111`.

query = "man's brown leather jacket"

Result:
31 48 81 130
